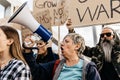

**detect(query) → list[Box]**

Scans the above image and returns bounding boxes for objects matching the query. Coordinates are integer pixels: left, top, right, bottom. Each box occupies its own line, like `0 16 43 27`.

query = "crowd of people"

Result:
0 19 120 80
23 33 100 80
66 19 120 80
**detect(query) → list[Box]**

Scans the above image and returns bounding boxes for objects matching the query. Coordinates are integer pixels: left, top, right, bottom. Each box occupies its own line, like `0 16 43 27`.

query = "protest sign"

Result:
33 0 69 29
69 0 120 27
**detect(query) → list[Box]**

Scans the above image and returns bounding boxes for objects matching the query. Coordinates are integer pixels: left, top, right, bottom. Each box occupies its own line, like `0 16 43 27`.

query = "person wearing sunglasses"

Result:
89 27 120 80
67 24 120 80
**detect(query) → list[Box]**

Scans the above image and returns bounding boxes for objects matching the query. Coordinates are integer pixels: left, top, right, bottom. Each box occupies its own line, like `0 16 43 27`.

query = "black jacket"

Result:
35 47 59 63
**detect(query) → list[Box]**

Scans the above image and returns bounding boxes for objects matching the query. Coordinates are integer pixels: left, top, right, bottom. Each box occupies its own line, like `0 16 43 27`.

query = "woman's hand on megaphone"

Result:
23 34 38 53
24 34 36 47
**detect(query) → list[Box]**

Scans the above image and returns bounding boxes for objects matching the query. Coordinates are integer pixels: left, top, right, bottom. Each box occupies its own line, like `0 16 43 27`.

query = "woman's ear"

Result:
75 43 81 50
7 38 14 46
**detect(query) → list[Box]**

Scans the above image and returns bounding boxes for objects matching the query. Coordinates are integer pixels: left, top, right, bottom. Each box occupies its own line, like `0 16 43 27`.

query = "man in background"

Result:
66 19 120 80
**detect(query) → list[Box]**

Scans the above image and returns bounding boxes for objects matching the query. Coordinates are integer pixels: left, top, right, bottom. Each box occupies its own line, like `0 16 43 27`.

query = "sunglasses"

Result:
100 32 113 38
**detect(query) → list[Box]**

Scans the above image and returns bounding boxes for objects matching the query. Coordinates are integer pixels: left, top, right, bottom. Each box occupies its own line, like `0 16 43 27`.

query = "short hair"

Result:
64 33 85 57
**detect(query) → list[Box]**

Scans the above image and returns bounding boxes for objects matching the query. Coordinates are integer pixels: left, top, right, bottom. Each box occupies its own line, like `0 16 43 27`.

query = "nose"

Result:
61 41 65 45
102 34 107 38
60 42 63 47
60 42 64 50
104 35 107 37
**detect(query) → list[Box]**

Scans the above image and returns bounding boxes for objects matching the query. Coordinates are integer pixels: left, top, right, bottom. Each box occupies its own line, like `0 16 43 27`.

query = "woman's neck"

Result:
39 51 48 57
66 56 79 66
0 52 13 69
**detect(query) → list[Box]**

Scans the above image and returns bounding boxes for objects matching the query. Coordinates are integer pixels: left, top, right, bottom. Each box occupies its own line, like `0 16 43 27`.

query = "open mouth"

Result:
61 47 63 50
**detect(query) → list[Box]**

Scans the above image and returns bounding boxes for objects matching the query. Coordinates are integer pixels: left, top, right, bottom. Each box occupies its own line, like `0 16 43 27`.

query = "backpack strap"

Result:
53 59 65 80
52 59 60 78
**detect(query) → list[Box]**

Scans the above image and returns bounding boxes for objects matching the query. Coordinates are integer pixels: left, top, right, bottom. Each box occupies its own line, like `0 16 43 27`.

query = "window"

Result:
0 4 5 18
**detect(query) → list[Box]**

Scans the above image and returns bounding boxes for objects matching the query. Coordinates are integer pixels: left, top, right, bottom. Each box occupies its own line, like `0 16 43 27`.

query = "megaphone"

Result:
8 2 52 42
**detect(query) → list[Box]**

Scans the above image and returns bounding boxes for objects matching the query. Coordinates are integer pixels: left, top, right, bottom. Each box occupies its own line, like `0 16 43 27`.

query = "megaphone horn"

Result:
8 2 52 42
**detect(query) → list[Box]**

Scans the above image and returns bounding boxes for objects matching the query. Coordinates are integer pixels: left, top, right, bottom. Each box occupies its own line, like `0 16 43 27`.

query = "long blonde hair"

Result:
0 25 26 63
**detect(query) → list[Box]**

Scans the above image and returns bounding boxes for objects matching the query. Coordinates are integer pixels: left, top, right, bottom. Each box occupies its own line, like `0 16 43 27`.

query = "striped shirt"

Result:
0 59 31 80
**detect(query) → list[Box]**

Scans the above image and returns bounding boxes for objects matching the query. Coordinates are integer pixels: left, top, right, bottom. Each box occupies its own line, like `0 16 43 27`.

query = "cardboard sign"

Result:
33 0 69 29
33 9 52 30
69 0 120 27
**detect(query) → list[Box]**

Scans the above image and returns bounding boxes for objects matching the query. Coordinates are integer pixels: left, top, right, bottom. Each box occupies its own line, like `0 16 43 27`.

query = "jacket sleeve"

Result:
47 47 59 61
23 52 55 80
86 62 101 80
82 46 95 57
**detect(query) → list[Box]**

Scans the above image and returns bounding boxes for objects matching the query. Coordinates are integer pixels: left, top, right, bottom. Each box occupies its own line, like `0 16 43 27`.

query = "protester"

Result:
0 25 31 80
87 27 120 80
66 18 91 55
23 35 59 63
35 39 59 63
23 33 101 80
66 19 120 80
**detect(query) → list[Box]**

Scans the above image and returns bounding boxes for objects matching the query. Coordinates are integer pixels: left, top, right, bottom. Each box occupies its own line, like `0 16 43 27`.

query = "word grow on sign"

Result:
33 0 68 27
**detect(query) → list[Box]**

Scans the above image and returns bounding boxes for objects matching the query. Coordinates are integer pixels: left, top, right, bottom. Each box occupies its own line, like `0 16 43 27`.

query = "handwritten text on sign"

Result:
33 0 68 27
69 0 120 27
